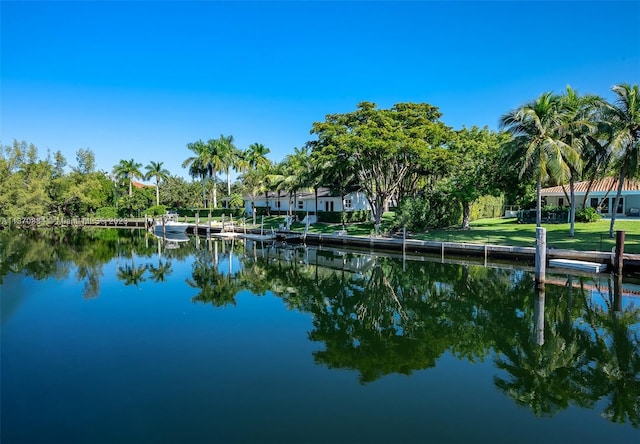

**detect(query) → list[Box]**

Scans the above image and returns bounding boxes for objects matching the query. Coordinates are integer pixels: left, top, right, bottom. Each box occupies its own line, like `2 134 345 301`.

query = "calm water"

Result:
1 228 639 443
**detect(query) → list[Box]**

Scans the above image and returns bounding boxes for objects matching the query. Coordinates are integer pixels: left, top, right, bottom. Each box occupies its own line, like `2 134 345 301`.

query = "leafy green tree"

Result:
52 150 67 178
602 83 640 237
442 126 507 229
144 161 170 206
49 171 112 216
311 102 450 225
310 140 358 227
158 175 201 209
72 148 96 175
0 140 52 218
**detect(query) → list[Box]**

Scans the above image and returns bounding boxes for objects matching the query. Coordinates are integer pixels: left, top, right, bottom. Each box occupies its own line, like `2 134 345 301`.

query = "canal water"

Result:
1 228 638 443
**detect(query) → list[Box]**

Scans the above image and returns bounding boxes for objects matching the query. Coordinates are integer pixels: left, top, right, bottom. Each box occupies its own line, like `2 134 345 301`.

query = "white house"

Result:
541 178 640 216
243 187 371 217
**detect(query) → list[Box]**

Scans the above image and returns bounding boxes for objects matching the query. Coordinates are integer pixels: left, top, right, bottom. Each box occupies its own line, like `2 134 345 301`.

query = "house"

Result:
131 180 155 190
541 178 640 216
243 187 371 217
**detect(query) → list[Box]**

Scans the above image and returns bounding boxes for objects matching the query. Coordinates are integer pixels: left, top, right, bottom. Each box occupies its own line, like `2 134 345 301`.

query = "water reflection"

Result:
1 228 638 428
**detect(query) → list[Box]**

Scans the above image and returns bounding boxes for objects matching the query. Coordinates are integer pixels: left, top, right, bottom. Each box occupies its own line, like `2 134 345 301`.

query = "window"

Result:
344 199 352 209
601 198 610 213
275 201 281 209
590 197 599 209
558 198 564 207
298 200 303 210
617 197 624 214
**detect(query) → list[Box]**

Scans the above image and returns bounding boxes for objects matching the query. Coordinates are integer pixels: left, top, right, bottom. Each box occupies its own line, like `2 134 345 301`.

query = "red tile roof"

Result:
132 180 154 189
542 177 640 194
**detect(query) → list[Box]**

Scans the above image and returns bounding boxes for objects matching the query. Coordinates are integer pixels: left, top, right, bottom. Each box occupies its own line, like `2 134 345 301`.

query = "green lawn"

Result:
180 213 640 254
417 217 640 253
296 215 640 254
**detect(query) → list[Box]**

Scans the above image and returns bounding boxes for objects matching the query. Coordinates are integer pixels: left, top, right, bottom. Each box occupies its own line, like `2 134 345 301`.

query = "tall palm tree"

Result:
602 83 640 238
283 146 311 215
144 161 171 206
182 140 210 207
558 87 602 237
182 139 224 208
239 168 266 223
244 142 271 170
217 134 240 201
500 93 579 227
112 158 143 197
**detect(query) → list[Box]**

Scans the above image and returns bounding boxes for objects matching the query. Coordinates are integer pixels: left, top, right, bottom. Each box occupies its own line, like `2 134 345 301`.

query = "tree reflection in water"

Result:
1 229 638 427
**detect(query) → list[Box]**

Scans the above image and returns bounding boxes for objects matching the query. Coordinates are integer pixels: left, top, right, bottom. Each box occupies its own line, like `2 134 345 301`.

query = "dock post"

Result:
402 227 406 255
535 227 546 288
484 244 488 267
614 230 625 274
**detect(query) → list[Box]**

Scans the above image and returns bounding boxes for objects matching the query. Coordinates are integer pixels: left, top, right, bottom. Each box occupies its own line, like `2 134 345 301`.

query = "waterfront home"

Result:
541 177 640 216
243 187 371 217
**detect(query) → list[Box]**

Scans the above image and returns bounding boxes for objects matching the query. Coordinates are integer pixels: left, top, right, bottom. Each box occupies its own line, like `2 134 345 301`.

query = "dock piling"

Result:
614 230 625 274
535 227 546 288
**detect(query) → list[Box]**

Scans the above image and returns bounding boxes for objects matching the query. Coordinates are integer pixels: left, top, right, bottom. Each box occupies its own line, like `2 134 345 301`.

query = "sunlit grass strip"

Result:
298 216 640 254
181 213 640 254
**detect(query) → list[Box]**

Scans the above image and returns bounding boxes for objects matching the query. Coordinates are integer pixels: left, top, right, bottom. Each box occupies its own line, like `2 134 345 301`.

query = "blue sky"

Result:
2 1 639 180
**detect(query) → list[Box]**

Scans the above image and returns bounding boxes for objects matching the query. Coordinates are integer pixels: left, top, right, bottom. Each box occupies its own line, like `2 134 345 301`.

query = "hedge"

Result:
317 210 371 224
174 208 246 218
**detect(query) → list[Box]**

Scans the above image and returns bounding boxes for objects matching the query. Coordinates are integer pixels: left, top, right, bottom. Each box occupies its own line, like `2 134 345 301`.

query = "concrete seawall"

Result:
186 224 635 271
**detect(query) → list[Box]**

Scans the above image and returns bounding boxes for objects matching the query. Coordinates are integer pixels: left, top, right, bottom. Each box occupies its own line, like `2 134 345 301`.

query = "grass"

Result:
176 213 640 254
418 217 640 253
302 215 640 254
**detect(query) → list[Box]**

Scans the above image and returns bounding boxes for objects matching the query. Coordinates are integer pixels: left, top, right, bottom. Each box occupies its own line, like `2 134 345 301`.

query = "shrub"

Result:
175 208 245 218
317 210 371 224
576 207 601 223
146 205 167 216
469 194 505 221
95 207 119 218
394 192 461 230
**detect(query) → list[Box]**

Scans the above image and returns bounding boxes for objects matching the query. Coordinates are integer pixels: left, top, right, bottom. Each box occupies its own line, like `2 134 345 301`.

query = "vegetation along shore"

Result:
2 83 638 252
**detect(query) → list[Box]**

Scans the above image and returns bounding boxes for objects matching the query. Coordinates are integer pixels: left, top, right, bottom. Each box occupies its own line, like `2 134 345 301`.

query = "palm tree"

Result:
182 139 224 208
602 83 640 238
557 87 602 237
144 161 170 206
267 149 308 218
239 167 267 224
182 139 209 207
500 93 579 227
283 146 311 216
217 134 240 201
244 142 271 170
112 158 143 197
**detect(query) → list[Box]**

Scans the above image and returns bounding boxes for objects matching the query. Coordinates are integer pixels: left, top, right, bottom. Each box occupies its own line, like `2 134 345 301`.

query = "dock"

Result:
548 259 608 273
